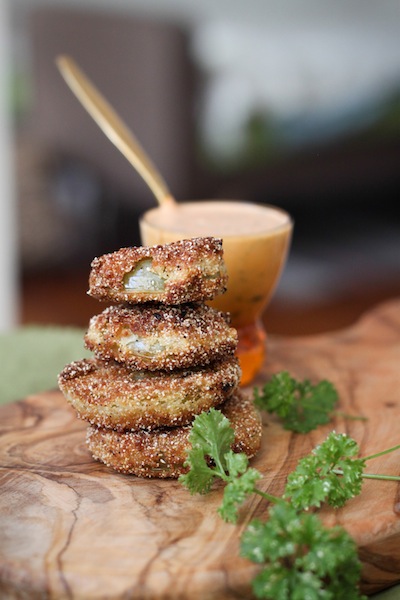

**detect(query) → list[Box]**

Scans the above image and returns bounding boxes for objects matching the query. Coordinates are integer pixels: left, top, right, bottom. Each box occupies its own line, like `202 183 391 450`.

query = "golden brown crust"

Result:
88 237 228 305
58 356 241 431
84 303 238 371
86 390 262 478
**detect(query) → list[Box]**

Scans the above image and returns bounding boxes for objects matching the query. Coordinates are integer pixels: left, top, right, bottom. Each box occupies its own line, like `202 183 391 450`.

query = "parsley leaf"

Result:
188 407 235 473
254 371 338 433
179 408 235 494
178 445 217 494
218 451 262 523
241 502 366 600
284 431 366 509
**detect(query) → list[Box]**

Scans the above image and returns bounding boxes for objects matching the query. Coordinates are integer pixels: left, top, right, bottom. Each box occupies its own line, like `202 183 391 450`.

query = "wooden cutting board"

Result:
1 299 400 599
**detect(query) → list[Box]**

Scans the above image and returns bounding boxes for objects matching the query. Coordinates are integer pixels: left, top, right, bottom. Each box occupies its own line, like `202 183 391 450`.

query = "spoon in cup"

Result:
56 55 175 207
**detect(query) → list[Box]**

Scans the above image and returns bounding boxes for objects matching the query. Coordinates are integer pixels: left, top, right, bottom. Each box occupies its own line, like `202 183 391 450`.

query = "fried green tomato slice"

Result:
84 303 238 371
86 390 262 479
58 356 241 431
88 237 228 305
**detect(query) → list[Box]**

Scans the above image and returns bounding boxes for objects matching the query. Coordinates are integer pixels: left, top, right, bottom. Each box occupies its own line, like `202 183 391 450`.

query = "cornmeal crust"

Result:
84 303 238 371
58 356 241 431
88 237 228 305
86 390 262 478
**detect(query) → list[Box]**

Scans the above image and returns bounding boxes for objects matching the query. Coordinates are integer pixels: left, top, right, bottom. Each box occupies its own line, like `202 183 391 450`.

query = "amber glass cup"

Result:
140 200 293 385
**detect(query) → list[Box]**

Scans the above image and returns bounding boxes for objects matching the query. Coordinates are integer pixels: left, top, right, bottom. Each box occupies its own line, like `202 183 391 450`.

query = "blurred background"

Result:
1 0 400 335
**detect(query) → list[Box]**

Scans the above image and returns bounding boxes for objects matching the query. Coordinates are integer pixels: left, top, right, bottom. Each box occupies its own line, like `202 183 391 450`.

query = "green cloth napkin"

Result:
0 326 398 599
0 325 89 404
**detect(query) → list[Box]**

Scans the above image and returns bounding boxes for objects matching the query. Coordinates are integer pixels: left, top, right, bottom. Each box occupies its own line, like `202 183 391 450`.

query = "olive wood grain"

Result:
1 299 400 599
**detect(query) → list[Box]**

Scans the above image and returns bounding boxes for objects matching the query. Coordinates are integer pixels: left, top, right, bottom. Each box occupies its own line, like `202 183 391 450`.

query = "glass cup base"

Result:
236 321 267 386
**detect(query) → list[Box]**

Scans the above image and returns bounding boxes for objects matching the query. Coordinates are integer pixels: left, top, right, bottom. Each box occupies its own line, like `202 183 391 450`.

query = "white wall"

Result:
0 1 19 330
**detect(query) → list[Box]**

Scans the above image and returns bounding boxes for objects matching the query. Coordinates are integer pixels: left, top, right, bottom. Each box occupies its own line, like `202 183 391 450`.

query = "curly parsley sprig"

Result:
284 431 365 509
285 431 400 510
241 502 365 600
254 371 338 432
254 371 340 433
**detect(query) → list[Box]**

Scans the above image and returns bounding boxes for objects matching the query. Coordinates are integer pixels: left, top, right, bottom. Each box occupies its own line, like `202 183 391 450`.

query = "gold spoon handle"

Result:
56 55 174 206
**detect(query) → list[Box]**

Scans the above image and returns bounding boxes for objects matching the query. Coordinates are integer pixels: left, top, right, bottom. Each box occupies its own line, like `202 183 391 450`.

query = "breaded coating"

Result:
84 303 238 371
86 390 262 478
88 237 228 305
58 356 241 431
